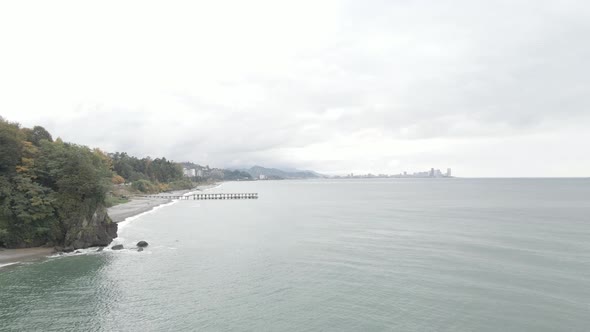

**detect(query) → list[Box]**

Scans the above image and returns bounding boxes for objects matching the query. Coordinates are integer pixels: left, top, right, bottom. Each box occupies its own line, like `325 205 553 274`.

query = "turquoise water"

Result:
1 179 589 331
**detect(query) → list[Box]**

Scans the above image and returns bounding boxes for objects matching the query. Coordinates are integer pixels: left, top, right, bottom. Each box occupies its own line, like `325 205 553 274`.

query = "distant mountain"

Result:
243 166 323 180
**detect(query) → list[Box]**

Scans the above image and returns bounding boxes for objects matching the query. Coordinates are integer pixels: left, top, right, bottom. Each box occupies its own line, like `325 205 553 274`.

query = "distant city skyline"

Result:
335 167 453 179
2 1 590 177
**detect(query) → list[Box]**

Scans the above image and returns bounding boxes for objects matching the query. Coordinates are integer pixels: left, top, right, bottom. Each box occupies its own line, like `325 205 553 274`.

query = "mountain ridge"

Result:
241 165 323 179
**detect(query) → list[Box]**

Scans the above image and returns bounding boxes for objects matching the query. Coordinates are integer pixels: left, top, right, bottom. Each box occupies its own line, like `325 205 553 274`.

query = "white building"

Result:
183 168 196 177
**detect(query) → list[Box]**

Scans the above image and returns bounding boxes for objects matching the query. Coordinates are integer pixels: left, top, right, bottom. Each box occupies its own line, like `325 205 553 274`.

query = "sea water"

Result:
1 179 589 331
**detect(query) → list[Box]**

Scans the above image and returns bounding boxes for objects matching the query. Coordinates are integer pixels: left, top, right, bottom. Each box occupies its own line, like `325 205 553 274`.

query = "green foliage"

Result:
223 169 253 180
35 140 113 244
110 152 183 183
130 178 192 194
167 179 195 191
105 195 129 208
22 125 53 146
0 175 57 247
0 117 114 248
0 117 23 174
30 126 53 145
131 179 159 193
0 116 193 248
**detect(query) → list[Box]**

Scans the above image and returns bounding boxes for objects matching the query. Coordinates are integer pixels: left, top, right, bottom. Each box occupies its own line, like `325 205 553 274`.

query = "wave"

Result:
114 185 222 244
0 262 19 269
117 200 178 232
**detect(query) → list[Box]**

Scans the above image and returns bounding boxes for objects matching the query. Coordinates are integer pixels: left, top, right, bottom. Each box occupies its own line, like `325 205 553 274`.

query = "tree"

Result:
0 117 23 174
30 126 53 145
112 174 125 184
22 125 53 146
0 175 56 247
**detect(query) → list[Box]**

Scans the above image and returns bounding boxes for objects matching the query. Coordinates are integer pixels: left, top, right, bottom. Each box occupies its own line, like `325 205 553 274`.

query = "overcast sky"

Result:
1 0 589 177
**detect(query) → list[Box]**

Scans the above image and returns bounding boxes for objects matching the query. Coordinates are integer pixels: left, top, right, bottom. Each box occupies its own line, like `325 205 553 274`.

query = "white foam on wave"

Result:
47 245 109 259
121 183 221 224
0 262 19 269
108 248 153 255
113 184 218 244
112 199 179 247
117 200 178 232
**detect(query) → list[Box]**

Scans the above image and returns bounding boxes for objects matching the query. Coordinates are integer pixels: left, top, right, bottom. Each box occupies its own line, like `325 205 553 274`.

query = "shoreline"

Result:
108 184 219 223
0 183 220 269
0 247 56 267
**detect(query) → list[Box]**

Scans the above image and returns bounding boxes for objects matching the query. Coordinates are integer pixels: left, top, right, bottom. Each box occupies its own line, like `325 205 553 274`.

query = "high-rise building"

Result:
429 168 435 177
446 168 452 177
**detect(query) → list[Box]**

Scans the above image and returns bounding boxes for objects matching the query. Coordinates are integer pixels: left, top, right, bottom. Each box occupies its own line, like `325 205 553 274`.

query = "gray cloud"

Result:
1 0 590 176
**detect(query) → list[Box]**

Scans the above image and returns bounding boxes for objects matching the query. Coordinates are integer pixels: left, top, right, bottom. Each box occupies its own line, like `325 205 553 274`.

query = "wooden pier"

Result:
143 193 258 200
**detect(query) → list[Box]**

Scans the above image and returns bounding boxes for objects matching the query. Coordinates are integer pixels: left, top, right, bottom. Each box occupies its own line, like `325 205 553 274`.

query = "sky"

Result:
1 0 589 177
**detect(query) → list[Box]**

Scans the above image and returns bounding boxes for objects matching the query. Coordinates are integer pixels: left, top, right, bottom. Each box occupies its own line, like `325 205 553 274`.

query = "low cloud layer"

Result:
1 0 589 176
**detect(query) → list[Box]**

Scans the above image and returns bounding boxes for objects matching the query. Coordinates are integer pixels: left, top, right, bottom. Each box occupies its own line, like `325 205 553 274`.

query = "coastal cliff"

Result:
0 118 118 249
1 117 190 250
62 204 118 250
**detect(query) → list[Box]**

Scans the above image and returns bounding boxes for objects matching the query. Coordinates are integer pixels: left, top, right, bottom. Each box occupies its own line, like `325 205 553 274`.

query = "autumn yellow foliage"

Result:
111 174 125 184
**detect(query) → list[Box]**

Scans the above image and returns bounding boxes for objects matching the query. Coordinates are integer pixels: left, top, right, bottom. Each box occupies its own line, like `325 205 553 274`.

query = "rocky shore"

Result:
0 185 216 268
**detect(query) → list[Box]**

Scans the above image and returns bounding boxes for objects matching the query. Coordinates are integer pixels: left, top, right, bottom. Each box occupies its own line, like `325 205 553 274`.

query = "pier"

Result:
143 193 258 200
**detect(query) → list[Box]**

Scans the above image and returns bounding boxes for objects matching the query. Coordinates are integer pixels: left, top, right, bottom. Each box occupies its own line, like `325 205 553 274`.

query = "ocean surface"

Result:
1 179 589 331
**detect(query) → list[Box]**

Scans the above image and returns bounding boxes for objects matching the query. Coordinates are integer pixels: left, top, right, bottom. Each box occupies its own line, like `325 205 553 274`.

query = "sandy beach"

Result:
108 196 173 223
108 185 219 222
0 185 218 268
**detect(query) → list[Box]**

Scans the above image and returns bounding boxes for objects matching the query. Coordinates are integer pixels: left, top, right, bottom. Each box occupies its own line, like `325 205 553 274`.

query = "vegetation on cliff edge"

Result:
0 117 192 248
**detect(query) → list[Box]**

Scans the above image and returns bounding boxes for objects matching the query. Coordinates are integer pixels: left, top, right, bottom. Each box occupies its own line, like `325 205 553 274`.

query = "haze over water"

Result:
1 179 589 331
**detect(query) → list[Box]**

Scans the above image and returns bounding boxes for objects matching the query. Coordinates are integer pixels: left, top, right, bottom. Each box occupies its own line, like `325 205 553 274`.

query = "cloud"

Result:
1 0 589 176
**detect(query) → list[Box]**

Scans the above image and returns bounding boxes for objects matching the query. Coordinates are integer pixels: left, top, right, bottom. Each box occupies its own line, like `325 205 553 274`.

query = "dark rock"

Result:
75 250 82 254
54 246 64 252
111 244 124 250
63 247 74 253
63 204 118 250
137 247 144 252
96 247 104 252
136 241 149 248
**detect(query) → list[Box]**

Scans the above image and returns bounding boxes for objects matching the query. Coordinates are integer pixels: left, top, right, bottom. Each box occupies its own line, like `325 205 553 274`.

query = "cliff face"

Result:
63 204 118 250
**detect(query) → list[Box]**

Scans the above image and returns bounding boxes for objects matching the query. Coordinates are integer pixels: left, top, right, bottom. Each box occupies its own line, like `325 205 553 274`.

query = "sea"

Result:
1 178 589 331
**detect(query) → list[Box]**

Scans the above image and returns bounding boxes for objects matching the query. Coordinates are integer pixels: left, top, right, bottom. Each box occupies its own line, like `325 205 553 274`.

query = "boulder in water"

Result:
137 247 144 252
136 241 149 248
63 247 74 253
96 247 104 252
111 244 124 250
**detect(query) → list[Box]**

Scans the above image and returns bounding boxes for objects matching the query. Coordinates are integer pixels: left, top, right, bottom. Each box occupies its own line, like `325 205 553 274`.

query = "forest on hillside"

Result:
0 117 192 249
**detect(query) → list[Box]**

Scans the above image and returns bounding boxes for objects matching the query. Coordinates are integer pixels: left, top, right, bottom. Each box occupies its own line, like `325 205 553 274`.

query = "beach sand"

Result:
107 196 172 223
108 186 217 222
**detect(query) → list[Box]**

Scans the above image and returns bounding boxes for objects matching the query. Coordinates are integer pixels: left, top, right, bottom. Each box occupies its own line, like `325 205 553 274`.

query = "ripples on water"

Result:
1 179 589 331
